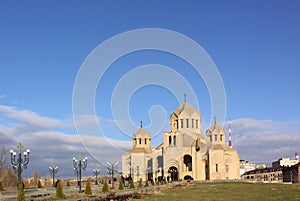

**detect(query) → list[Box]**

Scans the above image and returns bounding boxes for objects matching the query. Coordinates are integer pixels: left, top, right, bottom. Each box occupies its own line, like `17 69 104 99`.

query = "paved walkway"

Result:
0 181 187 201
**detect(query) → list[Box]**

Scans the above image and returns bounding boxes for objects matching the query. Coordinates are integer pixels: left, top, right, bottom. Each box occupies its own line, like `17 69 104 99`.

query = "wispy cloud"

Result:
0 105 131 177
0 95 6 99
1 104 299 177
0 105 63 129
231 118 300 165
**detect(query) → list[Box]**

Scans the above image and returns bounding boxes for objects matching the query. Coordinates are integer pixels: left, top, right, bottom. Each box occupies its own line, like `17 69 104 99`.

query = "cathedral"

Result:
121 101 240 182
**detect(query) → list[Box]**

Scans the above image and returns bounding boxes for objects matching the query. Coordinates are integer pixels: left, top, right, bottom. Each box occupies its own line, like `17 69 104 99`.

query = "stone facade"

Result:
241 167 283 182
122 101 240 182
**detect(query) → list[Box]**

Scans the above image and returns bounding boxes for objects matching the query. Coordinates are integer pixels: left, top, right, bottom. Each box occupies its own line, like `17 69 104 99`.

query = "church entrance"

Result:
168 166 178 181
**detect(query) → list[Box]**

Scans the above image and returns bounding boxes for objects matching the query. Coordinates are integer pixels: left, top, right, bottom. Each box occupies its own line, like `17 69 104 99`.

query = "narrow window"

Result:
216 164 218 172
226 165 229 173
186 119 189 128
180 119 183 128
176 120 178 129
169 136 172 145
209 135 212 142
215 135 217 141
220 135 223 141
145 138 147 144
192 119 194 128
173 135 176 146
139 138 141 144
196 119 199 129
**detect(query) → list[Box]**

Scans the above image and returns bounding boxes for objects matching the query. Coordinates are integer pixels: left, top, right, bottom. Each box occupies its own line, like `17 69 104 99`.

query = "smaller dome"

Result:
132 128 151 139
206 123 224 134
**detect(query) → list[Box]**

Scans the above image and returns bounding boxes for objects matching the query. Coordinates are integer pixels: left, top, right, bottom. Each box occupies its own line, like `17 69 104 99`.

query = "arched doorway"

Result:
168 166 178 181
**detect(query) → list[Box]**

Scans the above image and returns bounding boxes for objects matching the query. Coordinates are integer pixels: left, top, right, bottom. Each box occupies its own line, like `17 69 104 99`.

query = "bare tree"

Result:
0 146 6 170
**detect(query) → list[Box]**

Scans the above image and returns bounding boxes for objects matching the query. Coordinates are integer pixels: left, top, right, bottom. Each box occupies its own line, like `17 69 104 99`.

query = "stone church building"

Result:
122 101 240 182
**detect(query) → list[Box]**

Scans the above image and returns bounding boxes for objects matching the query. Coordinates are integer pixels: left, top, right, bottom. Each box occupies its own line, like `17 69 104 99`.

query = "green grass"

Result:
131 182 300 201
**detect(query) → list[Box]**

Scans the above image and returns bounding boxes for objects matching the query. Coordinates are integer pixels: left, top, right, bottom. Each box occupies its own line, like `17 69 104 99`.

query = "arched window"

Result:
186 119 189 128
145 138 147 144
184 155 192 171
139 138 141 144
196 119 199 129
220 135 223 141
169 136 172 145
173 135 176 146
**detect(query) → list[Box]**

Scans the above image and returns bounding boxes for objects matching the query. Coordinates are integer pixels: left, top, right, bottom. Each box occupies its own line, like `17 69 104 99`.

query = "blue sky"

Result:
0 1 299 177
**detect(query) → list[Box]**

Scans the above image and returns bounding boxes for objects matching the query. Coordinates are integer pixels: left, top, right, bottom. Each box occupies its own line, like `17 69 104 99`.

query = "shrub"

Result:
138 179 142 188
56 180 66 199
66 180 70 187
102 180 109 193
17 183 26 201
37 180 42 188
118 179 124 190
144 180 149 187
0 181 4 191
85 179 92 195
129 181 135 189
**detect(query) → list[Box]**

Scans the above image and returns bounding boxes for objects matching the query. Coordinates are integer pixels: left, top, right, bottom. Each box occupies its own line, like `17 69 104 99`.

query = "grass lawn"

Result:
131 182 300 201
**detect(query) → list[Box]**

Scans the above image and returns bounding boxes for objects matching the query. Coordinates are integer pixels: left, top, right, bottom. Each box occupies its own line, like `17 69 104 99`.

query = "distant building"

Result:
282 163 300 183
256 164 267 169
240 160 255 175
122 101 240 182
241 167 283 182
272 158 299 168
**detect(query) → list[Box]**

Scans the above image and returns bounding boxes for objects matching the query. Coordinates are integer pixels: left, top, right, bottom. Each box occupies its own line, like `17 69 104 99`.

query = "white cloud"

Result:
4 131 131 178
0 95 6 99
231 118 300 165
1 104 300 177
0 105 63 129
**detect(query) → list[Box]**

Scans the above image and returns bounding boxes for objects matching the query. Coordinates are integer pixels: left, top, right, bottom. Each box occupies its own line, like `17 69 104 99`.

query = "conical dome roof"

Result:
132 128 151 139
206 123 224 134
171 101 200 117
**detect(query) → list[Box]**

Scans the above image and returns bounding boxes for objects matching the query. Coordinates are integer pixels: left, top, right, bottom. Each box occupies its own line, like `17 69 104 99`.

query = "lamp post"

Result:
161 147 165 181
106 161 119 189
93 168 100 185
74 167 79 186
10 142 30 189
49 164 58 187
72 153 87 193
127 156 132 177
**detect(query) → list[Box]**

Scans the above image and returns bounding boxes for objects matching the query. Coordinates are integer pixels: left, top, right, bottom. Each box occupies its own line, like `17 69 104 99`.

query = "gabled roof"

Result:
171 101 200 118
132 128 151 139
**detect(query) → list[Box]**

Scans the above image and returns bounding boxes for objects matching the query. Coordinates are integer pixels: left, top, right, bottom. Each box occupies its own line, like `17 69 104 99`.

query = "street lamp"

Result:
161 147 165 181
10 142 30 189
49 164 58 187
127 156 132 177
93 168 100 185
106 161 119 189
74 167 79 186
72 153 87 193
